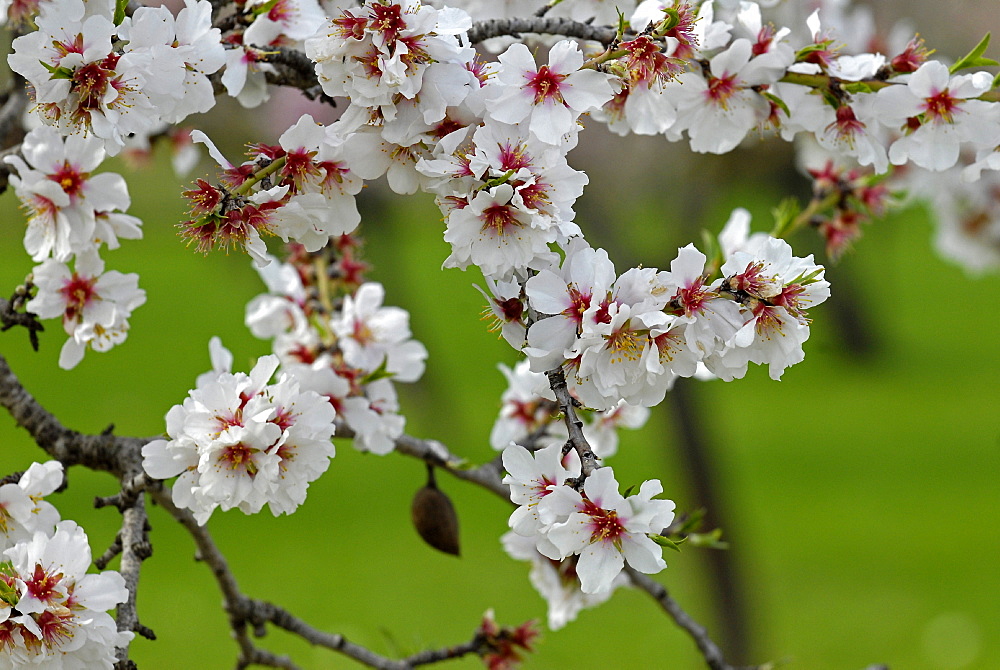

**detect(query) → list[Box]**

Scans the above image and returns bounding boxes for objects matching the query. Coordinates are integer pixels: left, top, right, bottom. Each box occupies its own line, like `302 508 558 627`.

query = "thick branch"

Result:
0 352 145 476
113 491 156 665
467 17 617 45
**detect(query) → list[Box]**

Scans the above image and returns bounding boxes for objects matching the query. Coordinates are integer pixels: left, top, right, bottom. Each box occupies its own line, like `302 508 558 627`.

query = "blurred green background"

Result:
3 1 1000 664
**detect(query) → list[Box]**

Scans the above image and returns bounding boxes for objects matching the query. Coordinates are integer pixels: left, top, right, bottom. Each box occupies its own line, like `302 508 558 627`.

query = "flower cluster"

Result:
0 464 131 668
502 444 676 596
490 360 649 460
7 0 224 154
5 127 146 369
142 339 337 525
245 241 427 455
180 119 364 265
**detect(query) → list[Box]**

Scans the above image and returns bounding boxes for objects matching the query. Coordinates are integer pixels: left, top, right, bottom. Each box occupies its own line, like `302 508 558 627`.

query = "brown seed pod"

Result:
411 464 460 556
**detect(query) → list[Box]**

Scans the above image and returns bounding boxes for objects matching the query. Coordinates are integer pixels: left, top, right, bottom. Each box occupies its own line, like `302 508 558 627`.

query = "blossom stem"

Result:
233 156 287 196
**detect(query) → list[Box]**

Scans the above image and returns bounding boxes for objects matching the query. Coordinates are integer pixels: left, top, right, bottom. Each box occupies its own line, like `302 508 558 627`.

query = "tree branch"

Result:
545 367 599 480
467 17 617 45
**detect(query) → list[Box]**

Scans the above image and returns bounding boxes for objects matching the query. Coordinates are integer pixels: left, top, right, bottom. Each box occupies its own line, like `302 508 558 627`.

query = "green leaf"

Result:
622 483 637 497
650 534 684 552
113 0 128 26
794 41 834 63
38 61 74 79
687 528 729 550
653 8 680 34
359 356 394 385
950 33 999 73
675 507 706 535
0 563 18 608
841 81 876 95
770 197 802 239
249 0 282 18
761 91 790 119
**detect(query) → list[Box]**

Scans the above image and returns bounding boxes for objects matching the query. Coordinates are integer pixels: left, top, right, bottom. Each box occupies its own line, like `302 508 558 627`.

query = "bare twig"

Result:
626 569 760 670
544 367 599 481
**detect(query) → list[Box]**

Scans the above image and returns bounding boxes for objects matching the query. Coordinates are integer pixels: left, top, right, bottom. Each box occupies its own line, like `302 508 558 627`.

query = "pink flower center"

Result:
922 89 960 124
222 443 258 474
526 65 566 105
24 564 64 603
827 105 866 144
706 73 739 106
59 274 98 322
583 499 626 546
480 203 522 235
49 161 86 199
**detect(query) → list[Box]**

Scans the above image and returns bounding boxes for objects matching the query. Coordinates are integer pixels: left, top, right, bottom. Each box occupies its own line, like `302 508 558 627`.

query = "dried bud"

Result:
411 465 460 556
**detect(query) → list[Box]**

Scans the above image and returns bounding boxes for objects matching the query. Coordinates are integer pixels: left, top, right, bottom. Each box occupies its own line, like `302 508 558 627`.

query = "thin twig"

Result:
544 367 599 480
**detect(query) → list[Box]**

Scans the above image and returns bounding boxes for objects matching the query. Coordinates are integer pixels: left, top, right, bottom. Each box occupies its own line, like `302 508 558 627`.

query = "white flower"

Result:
330 282 427 382
502 531 628 630
537 467 675 594
142 340 336 524
502 443 578 542
876 61 1000 171
27 253 146 369
0 462 63 553
487 40 614 145
1 520 132 668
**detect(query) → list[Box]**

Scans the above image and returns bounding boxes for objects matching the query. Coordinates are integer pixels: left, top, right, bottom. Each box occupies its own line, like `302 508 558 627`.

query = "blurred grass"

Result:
1 145 999 670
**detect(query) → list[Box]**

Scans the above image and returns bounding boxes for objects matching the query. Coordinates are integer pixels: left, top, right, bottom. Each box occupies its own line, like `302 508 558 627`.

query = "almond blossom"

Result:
536 467 675 594
0 521 131 668
486 40 614 146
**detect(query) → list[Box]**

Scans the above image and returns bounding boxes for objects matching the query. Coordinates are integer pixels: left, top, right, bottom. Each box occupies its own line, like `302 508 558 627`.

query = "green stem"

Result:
233 156 287 196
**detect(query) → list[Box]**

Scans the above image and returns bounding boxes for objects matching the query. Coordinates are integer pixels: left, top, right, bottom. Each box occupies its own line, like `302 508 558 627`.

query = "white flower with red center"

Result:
220 33 272 108
502 443 579 545
537 467 675 594
468 121 587 236
487 40 614 145
713 236 830 380
668 37 793 153
875 61 1000 171
27 253 146 369
443 183 556 277
475 274 528 349
0 520 131 668
490 363 557 451
0 462 63 553
5 126 132 262
142 341 336 524
523 240 617 372
307 0 473 130
8 0 157 153
330 282 428 382
661 244 744 356
263 115 364 251
502 530 628 630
